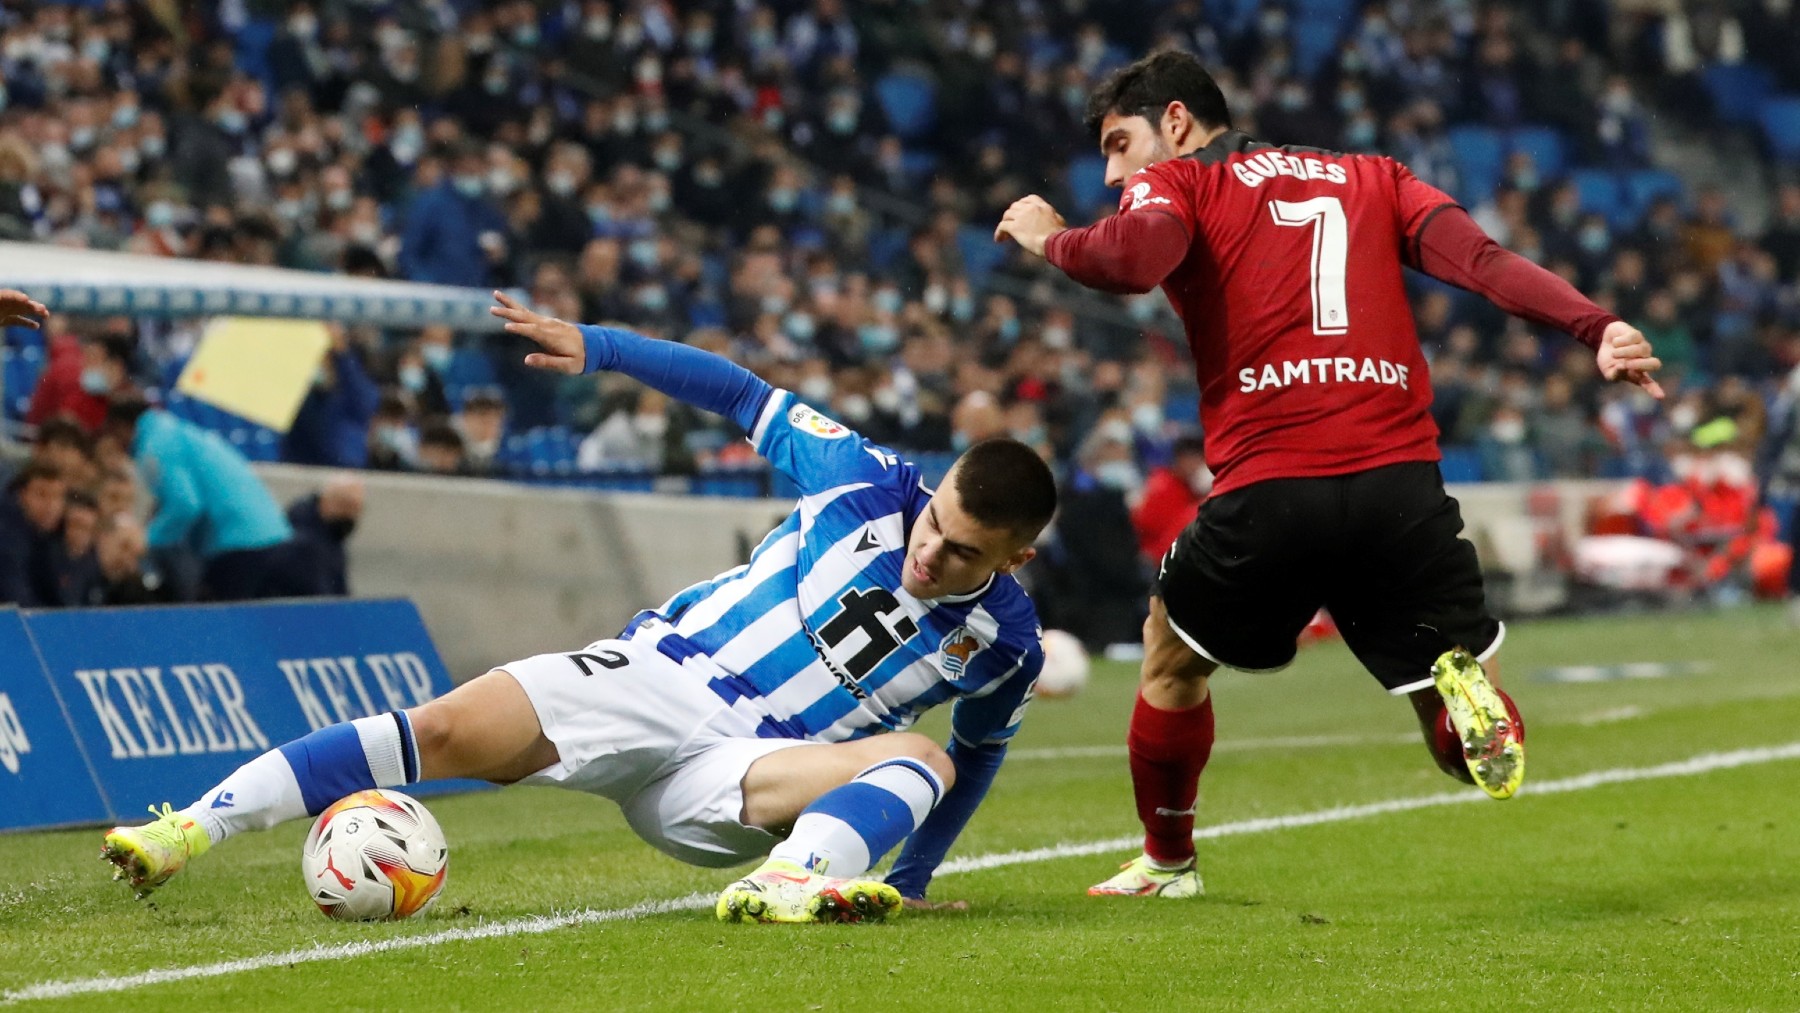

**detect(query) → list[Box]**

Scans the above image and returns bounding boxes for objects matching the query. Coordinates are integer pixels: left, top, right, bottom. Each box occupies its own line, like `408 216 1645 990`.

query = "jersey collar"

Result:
1182 129 1262 167
922 572 995 606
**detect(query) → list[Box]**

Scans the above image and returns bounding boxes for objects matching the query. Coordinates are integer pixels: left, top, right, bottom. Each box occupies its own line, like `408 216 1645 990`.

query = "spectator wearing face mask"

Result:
28 328 136 433
391 340 452 417
366 394 420 472
1479 405 1539 482
1133 432 1212 563
453 388 508 477
399 143 511 288
1038 418 1151 653
576 388 696 474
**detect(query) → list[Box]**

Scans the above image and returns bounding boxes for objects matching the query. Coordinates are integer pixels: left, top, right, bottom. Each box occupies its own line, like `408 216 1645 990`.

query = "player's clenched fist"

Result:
994 195 1067 258
1596 320 1666 400
490 290 586 374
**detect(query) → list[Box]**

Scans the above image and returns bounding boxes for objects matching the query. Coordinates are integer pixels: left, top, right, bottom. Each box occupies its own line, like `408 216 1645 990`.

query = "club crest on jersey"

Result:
1126 182 1172 211
939 628 983 675
789 403 849 440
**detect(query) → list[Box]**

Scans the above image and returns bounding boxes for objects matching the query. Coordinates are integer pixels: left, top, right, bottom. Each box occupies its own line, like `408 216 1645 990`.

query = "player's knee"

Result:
886 733 956 790
403 699 457 771
405 672 502 772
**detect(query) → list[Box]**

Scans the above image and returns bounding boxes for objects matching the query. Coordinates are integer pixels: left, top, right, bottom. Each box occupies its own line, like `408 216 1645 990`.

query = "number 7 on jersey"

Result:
1268 196 1349 336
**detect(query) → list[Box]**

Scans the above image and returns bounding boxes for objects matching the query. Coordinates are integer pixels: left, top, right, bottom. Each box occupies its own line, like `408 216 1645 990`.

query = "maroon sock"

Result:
1127 693 1215 864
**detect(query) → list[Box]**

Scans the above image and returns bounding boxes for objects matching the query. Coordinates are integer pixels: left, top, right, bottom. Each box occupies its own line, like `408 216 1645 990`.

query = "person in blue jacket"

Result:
397 143 511 288
99 396 329 601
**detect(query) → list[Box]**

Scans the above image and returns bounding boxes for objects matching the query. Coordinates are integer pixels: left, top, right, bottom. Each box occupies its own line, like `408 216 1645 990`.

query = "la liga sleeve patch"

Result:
788 403 851 440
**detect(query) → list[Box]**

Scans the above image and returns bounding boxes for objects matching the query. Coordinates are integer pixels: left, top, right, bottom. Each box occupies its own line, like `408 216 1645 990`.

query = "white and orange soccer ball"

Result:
1037 629 1091 698
301 789 448 921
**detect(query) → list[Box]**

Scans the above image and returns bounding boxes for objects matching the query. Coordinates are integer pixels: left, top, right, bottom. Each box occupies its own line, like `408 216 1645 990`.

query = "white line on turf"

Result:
10 740 1800 1005
1008 732 1417 761
1009 704 1652 762
936 741 1800 875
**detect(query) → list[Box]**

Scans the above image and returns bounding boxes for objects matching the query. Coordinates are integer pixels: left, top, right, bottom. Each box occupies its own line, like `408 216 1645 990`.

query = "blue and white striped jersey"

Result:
622 389 1043 748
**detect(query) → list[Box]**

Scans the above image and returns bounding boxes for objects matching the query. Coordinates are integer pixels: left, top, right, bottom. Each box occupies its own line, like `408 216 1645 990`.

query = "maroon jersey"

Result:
1134 133 1457 493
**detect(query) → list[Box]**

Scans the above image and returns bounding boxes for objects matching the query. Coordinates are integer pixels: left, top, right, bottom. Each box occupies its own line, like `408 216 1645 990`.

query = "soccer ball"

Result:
1037 629 1091 698
301 789 448 921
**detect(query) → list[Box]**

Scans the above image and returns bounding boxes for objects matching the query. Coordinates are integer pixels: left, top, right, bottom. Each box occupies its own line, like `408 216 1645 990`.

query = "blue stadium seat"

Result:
3 345 43 419
874 71 938 141
865 228 911 271
1760 96 1800 162
1623 168 1685 221
251 428 281 462
1438 447 1484 483
1206 0 1260 36
899 148 940 184
1508 125 1567 180
1446 126 1504 205
1163 390 1200 425
909 452 959 488
1066 153 1113 216
4 324 44 351
1703 63 1773 126
694 463 768 499
1289 20 1344 79
1568 169 1627 228
955 225 1007 284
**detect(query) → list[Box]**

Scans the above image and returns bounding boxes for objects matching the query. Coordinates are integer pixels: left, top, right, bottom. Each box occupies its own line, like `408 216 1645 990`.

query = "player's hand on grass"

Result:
994 195 1067 258
902 896 969 912
490 291 585 375
0 289 48 328
1596 320 1665 400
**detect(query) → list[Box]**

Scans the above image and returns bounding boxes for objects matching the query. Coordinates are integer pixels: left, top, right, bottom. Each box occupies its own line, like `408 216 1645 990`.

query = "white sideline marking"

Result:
9 741 1800 1004
937 741 1800 875
1010 704 1661 763
1008 732 1416 762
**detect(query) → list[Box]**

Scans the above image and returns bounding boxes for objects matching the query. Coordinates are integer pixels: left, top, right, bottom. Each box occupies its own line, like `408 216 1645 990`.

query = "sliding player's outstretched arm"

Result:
884 642 1043 904
491 292 904 493
491 290 773 430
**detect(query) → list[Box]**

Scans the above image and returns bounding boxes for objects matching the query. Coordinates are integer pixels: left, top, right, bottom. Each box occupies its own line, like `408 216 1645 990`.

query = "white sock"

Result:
180 713 415 846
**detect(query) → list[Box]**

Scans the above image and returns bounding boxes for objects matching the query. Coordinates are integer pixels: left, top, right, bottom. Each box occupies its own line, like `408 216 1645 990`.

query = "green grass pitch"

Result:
4 606 1799 1011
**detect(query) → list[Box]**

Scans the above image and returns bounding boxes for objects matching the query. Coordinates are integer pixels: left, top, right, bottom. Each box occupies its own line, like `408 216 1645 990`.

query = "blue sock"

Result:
768 757 944 877
183 712 419 844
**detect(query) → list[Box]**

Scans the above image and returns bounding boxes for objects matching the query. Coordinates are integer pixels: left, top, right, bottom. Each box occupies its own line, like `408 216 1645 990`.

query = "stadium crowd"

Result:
1 0 1798 621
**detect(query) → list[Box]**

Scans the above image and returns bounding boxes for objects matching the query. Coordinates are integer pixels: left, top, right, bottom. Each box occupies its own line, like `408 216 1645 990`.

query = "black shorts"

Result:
1152 461 1502 693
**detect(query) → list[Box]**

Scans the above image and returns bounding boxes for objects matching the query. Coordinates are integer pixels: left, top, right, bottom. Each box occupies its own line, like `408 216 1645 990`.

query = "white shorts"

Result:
500 635 810 868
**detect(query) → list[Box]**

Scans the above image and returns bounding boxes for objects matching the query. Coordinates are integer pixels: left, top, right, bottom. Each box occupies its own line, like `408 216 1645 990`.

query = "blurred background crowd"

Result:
1 0 1797 638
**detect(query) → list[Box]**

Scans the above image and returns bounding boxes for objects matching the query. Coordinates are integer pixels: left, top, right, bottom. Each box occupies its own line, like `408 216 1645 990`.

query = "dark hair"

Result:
104 393 153 437
951 438 1058 540
1084 50 1232 139
9 459 64 493
1172 431 1206 459
65 488 98 512
89 333 135 368
37 417 94 455
418 420 464 452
